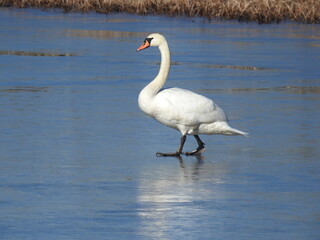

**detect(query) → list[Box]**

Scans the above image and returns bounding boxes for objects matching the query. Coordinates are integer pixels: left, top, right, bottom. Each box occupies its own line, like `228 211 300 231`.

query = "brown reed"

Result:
1 0 319 23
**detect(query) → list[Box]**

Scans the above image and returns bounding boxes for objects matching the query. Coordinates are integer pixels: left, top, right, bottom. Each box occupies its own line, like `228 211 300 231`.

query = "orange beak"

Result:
136 40 150 52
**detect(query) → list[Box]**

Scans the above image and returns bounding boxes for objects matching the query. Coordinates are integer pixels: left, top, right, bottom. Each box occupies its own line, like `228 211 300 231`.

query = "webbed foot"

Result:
156 152 181 157
185 147 206 156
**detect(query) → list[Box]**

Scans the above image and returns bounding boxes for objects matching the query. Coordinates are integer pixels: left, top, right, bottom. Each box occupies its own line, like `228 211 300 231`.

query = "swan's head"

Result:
136 33 166 52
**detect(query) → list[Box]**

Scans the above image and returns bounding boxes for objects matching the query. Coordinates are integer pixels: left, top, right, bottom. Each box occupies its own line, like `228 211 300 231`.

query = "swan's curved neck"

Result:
146 41 170 95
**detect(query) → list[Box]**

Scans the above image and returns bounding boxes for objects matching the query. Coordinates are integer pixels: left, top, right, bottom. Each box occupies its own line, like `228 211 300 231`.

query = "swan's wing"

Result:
154 87 228 125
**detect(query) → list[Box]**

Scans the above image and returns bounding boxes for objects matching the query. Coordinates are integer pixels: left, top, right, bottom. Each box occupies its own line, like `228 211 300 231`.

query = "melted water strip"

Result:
191 64 271 71
64 29 147 38
0 50 76 57
199 86 320 94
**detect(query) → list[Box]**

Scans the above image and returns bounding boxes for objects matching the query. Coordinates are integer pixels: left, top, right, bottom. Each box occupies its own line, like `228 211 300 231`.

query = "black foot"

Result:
185 147 206 156
156 152 181 157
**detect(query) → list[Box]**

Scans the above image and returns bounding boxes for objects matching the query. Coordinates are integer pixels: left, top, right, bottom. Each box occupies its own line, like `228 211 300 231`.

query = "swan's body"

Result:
137 33 247 156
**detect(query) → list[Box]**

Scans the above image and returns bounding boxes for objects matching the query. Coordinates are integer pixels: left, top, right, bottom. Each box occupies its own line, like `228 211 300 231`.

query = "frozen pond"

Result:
0 7 320 240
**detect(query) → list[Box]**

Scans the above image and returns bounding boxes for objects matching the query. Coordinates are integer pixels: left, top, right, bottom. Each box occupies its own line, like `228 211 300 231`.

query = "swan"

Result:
137 33 248 157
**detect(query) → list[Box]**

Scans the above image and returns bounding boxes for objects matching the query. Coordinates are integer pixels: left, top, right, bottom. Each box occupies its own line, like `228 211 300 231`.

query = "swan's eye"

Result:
146 38 153 44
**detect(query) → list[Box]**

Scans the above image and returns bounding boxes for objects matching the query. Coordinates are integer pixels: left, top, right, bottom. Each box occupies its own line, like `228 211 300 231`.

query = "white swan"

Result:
137 33 248 157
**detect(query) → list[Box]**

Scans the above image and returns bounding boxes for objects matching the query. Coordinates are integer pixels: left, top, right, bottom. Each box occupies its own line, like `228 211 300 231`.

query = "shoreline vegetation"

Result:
1 0 319 24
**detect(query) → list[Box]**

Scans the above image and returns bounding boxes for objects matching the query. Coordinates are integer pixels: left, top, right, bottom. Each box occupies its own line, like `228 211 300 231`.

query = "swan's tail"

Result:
225 126 249 137
208 121 249 137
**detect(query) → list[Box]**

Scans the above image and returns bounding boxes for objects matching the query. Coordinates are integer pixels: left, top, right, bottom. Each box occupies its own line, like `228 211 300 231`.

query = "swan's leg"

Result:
156 135 186 157
186 135 205 155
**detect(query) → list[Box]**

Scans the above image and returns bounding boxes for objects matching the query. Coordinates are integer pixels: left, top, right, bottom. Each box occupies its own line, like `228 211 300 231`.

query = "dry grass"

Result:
1 0 319 23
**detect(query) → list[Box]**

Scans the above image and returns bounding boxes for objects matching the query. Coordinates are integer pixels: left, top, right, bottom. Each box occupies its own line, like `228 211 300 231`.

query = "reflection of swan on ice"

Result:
137 33 248 157
136 158 222 238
